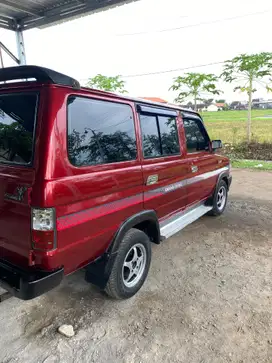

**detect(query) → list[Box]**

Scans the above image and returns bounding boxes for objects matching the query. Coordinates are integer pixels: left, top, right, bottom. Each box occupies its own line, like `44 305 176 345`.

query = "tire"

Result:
105 228 151 299
208 179 228 216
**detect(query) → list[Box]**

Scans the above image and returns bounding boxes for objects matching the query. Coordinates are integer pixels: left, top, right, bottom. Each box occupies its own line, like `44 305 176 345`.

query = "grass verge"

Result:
232 159 272 171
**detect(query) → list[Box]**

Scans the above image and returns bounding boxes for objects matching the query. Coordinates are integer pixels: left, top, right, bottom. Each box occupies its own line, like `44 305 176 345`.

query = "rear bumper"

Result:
0 259 64 300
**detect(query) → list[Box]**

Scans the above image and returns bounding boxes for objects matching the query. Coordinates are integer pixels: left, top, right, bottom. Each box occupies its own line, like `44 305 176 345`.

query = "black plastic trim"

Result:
137 104 178 117
218 170 232 190
0 259 64 300
85 210 160 289
0 66 80 89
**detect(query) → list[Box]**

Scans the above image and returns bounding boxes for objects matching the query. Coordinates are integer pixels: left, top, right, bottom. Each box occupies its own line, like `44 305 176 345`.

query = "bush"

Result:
222 141 272 161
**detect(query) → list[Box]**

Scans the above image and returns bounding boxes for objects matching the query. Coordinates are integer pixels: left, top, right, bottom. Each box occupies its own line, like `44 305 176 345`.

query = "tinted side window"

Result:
183 118 209 153
67 97 137 166
140 113 180 158
140 115 161 158
158 116 180 155
0 93 37 165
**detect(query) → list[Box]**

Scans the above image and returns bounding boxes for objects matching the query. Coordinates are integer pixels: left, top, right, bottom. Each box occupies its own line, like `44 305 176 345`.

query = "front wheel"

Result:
105 228 151 299
208 180 228 216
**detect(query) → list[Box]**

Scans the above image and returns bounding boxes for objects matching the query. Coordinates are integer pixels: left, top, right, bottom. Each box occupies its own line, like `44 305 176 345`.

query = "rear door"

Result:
138 104 189 220
183 114 219 206
0 92 38 267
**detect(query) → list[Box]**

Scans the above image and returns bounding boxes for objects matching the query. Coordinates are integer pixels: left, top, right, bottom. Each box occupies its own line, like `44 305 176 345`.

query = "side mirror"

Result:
211 140 223 150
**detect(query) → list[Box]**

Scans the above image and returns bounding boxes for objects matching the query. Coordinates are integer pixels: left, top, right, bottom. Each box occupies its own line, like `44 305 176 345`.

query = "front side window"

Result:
67 97 137 166
140 115 161 158
158 116 180 155
140 113 180 158
183 118 210 153
0 93 38 165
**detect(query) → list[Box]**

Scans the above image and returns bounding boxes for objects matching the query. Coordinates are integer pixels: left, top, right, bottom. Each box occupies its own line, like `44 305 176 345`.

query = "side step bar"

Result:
160 203 212 239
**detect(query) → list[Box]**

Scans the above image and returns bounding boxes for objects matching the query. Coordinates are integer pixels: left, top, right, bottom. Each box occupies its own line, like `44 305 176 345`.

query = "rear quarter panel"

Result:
33 88 144 274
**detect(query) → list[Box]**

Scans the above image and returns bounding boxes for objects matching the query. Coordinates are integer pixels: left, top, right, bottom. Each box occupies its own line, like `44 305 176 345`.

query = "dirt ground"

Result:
0 169 271 363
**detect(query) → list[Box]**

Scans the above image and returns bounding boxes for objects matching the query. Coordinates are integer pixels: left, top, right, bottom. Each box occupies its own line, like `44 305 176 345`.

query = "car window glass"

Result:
140 114 161 158
67 97 137 166
183 118 209 153
140 113 180 158
158 116 180 155
0 93 37 165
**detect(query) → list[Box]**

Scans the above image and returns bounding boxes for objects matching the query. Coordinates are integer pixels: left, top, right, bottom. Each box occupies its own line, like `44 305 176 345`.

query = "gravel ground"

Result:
0 169 271 363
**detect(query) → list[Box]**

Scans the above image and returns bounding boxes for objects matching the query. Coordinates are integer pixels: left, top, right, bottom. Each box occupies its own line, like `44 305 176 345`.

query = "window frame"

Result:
138 107 181 159
0 91 39 167
183 115 211 155
66 95 138 168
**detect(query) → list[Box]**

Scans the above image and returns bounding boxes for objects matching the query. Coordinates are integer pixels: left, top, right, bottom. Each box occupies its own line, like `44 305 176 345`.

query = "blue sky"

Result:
1 0 272 102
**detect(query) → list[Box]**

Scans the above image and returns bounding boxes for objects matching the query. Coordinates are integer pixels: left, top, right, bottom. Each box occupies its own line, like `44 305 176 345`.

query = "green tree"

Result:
86 74 127 93
169 72 221 110
216 99 226 103
221 52 272 143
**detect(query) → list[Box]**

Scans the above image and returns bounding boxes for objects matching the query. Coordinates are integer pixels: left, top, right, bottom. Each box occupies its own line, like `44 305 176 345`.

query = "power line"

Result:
116 9 272 36
122 60 225 78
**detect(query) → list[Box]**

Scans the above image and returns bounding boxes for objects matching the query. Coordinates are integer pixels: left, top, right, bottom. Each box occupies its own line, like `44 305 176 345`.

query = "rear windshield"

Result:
0 93 38 165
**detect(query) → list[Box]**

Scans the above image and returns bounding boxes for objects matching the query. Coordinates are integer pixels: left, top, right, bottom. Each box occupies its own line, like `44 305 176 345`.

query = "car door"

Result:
182 114 219 206
138 104 189 220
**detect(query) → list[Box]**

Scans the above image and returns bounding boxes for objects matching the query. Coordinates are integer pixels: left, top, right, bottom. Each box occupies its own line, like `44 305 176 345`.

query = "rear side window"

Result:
183 118 210 153
140 114 180 158
67 97 137 166
0 93 37 165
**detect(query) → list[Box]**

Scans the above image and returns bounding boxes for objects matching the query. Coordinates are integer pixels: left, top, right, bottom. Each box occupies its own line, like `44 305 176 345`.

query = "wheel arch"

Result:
217 170 231 190
85 210 160 289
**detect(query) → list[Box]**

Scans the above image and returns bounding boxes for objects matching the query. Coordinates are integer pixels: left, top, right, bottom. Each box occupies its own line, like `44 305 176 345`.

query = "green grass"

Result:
201 109 272 144
232 159 272 171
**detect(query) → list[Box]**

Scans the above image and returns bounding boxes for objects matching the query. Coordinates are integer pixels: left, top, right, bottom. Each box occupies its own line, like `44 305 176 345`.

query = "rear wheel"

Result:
208 180 228 216
105 228 151 299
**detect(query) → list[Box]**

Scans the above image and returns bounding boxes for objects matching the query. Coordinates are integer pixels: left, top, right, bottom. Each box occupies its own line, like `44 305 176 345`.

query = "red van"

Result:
0 66 231 300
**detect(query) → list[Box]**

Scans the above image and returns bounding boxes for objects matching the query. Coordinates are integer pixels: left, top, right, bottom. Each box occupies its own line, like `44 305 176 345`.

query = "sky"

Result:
0 0 272 103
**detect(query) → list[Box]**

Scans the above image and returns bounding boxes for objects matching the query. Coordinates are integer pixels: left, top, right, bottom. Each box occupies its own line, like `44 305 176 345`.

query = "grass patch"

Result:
201 110 272 144
232 159 272 171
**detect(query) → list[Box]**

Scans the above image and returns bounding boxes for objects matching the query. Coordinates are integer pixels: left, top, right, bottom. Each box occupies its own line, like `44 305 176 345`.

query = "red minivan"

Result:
0 66 231 300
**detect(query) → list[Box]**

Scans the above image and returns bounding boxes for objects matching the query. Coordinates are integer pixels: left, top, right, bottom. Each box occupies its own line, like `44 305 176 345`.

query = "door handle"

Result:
191 165 198 173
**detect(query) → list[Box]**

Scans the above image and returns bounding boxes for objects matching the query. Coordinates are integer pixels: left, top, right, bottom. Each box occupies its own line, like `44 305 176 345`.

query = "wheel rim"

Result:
217 186 227 211
122 243 147 288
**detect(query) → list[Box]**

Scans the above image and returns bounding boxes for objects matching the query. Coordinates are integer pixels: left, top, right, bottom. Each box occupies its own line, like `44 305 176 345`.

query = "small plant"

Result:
86 74 127 93
231 127 239 145
221 52 272 143
169 73 221 110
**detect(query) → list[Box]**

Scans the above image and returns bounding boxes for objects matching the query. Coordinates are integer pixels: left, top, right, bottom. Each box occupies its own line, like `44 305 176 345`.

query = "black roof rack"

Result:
0 65 80 89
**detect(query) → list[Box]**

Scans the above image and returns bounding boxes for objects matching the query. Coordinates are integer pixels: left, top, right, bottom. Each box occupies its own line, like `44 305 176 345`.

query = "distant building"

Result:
252 99 272 109
139 97 168 104
206 104 219 112
229 101 247 110
215 103 226 110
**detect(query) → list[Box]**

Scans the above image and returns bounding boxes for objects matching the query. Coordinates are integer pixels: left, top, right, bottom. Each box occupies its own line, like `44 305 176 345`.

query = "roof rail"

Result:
0 65 80 89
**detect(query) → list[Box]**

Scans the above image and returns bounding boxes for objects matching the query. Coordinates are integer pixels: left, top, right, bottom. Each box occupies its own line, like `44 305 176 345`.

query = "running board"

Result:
160 203 212 239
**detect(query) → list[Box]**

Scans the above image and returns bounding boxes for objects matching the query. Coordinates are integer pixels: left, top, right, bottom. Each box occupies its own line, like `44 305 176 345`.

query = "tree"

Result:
86 74 127 93
169 72 221 110
216 99 226 103
221 52 272 143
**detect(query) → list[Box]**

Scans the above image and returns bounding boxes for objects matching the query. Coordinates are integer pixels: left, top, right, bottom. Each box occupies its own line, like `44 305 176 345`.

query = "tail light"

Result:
31 208 56 251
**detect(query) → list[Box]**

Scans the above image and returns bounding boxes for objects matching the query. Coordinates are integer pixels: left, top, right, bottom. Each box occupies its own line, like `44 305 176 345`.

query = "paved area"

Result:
0 169 271 363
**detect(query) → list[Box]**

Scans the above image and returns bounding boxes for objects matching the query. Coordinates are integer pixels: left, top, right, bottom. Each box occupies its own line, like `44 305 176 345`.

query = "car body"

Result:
0 66 232 300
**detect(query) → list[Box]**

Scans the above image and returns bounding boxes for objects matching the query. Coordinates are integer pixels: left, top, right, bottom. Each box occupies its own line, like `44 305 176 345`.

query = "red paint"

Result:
0 80 230 278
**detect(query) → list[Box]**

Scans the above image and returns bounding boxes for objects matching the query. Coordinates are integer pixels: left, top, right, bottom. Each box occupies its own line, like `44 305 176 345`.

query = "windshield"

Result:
0 93 38 165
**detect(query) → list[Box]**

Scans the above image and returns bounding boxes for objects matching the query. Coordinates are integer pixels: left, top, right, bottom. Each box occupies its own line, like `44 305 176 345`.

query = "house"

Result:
229 101 247 110
252 99 272 109
215 103 226 110
206 104 219 112
139 97 168 104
